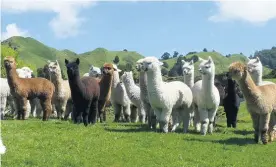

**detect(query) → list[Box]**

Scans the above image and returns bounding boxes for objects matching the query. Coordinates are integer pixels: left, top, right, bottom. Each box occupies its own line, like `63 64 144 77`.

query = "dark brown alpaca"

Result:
98 63 114 122
4 56 55 121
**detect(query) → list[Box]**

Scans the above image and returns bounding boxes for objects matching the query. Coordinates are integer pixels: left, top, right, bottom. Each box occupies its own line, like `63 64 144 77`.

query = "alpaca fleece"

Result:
48 60 73 120
141 57 193 133
192 56 220 135
121 71 146 123
110 64 131 122
97 63 114 122
65 58 100 126
4 56 54 121
229 62 276 144
223 75 241 128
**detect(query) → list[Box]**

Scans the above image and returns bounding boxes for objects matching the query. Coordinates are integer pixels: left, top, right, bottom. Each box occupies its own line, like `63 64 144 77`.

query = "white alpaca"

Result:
83 65 102 78
136 59 157 129
110 64 131 122
121 71 146 123
0 78 12 119
181 59 196 127
192 56 220 135
140 57 193 133
0 137 6 154
247 57 275 86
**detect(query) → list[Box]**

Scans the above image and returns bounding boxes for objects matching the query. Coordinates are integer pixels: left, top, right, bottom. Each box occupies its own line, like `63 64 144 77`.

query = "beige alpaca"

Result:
229 62 276 144
48 60 73 119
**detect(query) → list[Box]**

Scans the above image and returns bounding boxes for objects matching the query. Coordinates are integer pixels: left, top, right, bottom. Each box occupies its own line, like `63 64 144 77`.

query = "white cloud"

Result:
209 1 276 24
1 23 30 41
2 0 97 38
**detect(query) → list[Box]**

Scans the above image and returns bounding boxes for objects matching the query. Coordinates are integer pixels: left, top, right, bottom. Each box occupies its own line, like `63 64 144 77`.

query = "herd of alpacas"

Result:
1 55 276 148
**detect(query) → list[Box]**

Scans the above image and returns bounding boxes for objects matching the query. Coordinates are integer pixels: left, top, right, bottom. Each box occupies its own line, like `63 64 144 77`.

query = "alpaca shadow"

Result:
186 137 255 146
233 130 254 136
104 124 154 133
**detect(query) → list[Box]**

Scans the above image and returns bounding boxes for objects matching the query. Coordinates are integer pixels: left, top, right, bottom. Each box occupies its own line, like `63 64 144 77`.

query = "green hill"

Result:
1 37 143 76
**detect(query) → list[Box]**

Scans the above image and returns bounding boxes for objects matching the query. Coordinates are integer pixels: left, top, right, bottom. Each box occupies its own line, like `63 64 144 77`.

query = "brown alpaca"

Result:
229 62 276 144
97 63 114 122
4 56 55 121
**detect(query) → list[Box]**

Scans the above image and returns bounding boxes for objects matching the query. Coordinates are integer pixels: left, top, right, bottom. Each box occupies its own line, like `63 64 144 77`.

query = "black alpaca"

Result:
65 58 100 126
223 73 241 128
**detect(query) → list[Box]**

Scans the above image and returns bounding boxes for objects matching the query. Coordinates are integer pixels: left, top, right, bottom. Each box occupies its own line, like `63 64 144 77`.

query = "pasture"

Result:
1 102 276 167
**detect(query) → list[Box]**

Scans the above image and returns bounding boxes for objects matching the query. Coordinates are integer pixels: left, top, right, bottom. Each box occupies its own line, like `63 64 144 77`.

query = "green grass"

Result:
2 102 276 167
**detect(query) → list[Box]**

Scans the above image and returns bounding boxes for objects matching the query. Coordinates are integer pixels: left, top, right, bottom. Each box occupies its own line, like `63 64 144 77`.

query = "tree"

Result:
173 51 179 58
113 55 120 64
162 62 169 68
203 48 208 52
123 49 128 52
179 54 184 57
161 52 171 60
177 56 184 64
161 68 168 76
240 52 243 55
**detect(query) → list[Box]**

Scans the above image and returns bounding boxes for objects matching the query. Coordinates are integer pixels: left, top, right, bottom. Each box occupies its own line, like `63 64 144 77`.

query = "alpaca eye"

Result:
147 62 151 65
205 65 210 68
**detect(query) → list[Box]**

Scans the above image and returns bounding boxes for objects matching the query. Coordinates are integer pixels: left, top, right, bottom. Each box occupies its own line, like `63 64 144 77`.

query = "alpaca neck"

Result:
100 74 113 90
237 71 259 102
139 71 147 88
251 72 262 86
184 73 194 88
68 73 82 92
227 80 236 96
146 68 163 93
124 76 136 95
6 67 20 90
112 72 120 88
202 72 214 94
51 73 63 93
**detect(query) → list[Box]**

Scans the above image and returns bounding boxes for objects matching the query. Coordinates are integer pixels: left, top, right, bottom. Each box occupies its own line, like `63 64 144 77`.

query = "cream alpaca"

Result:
229 62 276 144
48 60 73 119
136 59 157 129
110 64 131 122
192 56 220 135
181 59 197 127
141 57 193 133
247 57 274 86
121 71 146 123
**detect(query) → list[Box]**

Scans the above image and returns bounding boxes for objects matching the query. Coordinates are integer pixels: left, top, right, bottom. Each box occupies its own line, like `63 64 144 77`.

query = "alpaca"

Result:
121 71 146 123
110 64 131 122
140 57 193 133
0 78 11 119
4 56 55 120
48 60 73 119
0 137 6 154
247 57 275 86
83 65 102 78
223 73 241 128
181 59 196 127
136 59 157 129
97 63 114 122
65 58 100 126
229 62 276 144
191 56 220 135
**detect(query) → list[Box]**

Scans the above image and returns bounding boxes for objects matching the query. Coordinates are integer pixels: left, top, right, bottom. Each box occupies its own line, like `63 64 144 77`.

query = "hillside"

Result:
1 37 143 76
162 52 272 77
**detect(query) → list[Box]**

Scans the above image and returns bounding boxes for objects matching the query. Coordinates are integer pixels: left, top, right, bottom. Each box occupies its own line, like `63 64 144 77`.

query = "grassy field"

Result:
1 102 276 167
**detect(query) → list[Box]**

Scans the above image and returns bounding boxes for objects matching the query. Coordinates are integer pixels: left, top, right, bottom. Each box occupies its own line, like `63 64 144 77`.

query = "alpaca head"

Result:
247 57 262 75
141 57 163 72
198 56 215 76
89 65 102 77
48 60 61 77
65 58 80 78
4 56 16 70
136 58 144 72
16 67 33 78
228 62 247 81
102 63 115 76
181 59 194 76
121 71 133 84
112 64 122 73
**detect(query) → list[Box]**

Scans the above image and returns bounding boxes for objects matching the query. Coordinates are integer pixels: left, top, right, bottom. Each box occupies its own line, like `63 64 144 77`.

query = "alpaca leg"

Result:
208 109 217 134
89 99 98 125
123 104 131 123
250 112 260 143
231 108 238 128
18 98 28 120
171 110 179 132
64 101 73 121
183 110 191 134
189 111 194 127
144 102 152 128
159 110 171 133
138 104 146 124
97 100 105 123
225 110 231 127
30 99 37 118
0 96 7 120
193 105 201 132
150 109 157 130
259 113 271 145
199 108 209 135
40 98 52 121
113 103 122 122
130 105 138 123
268 112 276 142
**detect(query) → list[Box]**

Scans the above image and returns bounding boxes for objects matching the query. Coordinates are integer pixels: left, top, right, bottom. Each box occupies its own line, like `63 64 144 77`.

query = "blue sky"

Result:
2 1 276 58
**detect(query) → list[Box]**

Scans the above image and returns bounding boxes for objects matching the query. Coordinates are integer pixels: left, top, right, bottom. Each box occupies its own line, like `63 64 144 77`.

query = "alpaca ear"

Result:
76 58 80 65
198 57 205 62
65 59 69 65
181 60 185 64
245 56 250 63
189 59 194 65
117 68 122 73
47 60 51 64
256 57 260 62
207 56 213 63
55 60 59 65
